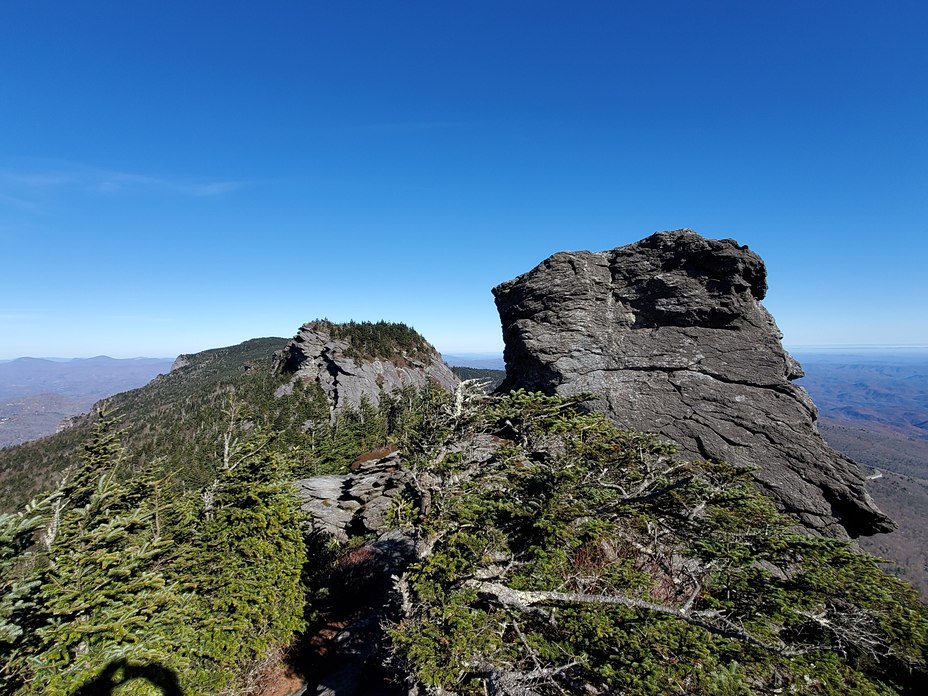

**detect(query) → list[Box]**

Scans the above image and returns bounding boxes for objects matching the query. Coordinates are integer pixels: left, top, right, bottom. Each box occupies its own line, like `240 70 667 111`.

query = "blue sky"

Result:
1 1 926 358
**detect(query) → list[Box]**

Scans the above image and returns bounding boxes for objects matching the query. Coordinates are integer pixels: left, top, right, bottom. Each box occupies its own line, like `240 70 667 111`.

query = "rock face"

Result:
493 229 892 538
296 450 415 541
273 322 459 412
296 433 501 542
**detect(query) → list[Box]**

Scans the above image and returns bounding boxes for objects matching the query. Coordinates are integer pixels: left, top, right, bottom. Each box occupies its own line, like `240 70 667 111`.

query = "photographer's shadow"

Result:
72 659 183 695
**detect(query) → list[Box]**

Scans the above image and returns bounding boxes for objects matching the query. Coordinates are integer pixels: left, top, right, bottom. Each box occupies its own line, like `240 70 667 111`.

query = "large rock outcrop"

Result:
273 321 459 413
493 229 892 538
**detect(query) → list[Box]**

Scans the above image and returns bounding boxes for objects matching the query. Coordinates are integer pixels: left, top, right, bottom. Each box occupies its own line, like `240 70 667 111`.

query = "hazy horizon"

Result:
4 344 928 364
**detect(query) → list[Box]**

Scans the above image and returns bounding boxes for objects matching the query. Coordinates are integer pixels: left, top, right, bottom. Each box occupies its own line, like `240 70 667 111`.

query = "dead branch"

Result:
466 580 814 657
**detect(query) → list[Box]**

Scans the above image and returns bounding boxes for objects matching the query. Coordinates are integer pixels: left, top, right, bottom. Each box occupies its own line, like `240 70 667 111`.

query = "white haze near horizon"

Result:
3 345 928 367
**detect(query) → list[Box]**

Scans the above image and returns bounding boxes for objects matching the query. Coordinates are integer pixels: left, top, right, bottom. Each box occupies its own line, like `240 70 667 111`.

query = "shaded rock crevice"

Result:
319 347 351 415
494 229 892 538
287 530 416 696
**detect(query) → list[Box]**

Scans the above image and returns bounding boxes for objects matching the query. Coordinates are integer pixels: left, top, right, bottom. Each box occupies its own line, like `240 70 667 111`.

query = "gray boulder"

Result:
493 229 892 538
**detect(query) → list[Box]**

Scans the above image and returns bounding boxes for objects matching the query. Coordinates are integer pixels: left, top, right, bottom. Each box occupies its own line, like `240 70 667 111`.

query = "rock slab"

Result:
493 229 892 537
296 451 415 541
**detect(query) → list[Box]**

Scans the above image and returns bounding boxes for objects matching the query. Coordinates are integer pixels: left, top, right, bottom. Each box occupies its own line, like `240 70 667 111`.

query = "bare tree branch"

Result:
466 580 817 657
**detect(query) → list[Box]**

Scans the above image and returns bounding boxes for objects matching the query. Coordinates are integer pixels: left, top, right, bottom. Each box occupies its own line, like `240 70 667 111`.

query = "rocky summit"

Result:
272 320 459 413
493 229 892 538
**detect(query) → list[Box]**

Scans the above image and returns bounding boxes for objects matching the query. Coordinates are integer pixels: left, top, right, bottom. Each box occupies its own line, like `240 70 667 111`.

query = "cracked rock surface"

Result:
296 451 415 541
272 324 459 413
493 229 892 538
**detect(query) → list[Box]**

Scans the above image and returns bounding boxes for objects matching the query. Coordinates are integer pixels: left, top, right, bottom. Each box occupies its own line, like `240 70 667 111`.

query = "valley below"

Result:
792 351 928 595
0 356 174 448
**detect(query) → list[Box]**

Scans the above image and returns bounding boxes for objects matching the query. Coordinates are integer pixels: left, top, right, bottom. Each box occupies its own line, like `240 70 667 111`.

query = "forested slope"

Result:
0 335 409 513
3 383 927 694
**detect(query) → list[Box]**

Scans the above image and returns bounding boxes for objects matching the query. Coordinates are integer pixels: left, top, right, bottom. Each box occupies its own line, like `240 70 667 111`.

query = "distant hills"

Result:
794 351 928 441
0 356 174 448
441 352 504 369
0 356 174 401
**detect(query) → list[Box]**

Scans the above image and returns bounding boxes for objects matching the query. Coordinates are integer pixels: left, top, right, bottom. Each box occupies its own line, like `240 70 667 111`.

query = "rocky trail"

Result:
287 533 414 696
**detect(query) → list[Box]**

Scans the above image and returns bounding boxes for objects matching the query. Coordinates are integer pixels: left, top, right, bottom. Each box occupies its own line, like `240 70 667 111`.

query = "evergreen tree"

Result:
14 409 179 695
163 402 307 693
391 390 928 695
2 400 311 695
0 492 57 693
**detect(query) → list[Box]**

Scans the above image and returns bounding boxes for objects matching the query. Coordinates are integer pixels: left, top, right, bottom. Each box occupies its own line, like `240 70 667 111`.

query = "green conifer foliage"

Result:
169 419 307 693
11 410 179 695
5 358 927 694
391 390 928 695
0 492 58 692
308 319 433 362
0 402 310 695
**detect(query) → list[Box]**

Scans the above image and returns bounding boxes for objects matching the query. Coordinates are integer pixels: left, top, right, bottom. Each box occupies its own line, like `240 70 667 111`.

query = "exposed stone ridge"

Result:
493 229 893 538
273 322 459 412
296 434 501 543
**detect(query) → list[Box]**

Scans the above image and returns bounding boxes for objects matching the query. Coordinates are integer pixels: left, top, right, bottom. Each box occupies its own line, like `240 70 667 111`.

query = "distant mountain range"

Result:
794 350 928 441
0 356 174 448
0 356 174 399
441 353 504 369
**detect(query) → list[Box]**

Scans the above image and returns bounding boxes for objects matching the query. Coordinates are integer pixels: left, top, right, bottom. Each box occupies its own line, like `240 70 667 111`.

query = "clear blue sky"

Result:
2 1 926 359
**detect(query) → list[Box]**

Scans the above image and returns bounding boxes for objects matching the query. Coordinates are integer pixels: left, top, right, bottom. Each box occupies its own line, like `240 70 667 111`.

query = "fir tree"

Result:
0 492 57 693
16 409 179 695
163 400 307 693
